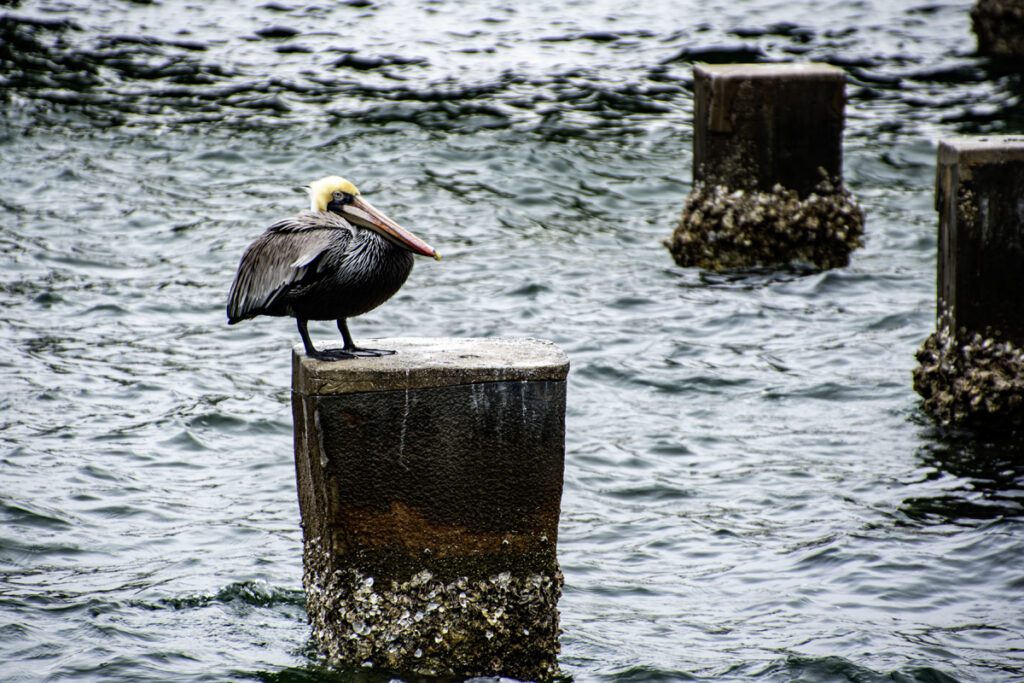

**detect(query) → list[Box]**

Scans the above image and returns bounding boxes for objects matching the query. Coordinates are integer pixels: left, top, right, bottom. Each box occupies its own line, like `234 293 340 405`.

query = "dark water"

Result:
2 0 1024 681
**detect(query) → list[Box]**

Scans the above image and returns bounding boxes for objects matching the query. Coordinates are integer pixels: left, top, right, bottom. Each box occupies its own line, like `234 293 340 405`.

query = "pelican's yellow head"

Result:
302 175 441 261
306 176 360 212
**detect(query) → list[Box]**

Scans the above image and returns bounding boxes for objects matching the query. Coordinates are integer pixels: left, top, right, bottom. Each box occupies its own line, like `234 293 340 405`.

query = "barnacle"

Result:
301 536 563 680
664 172 865 271
913 316 1024 428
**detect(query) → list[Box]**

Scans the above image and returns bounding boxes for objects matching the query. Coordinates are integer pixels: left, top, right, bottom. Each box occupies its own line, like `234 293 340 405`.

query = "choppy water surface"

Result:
2 0 1024 681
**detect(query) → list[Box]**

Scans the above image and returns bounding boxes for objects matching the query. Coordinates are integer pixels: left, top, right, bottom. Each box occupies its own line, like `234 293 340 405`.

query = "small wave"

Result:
0 499 73 528
731 23 815 40
331 52 427 71
156 580 304 610
595 663 700 682
757 654 962 683
661 44 768 64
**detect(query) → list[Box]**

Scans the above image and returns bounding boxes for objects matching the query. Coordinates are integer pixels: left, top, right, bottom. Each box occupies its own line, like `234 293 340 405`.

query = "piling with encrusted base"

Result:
972 0 1024 58
664 63 864 271
913 136 1024 428
291 337 569 679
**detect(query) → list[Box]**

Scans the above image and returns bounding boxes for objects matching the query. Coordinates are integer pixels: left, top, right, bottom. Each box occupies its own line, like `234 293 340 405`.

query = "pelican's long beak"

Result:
342 197 441 261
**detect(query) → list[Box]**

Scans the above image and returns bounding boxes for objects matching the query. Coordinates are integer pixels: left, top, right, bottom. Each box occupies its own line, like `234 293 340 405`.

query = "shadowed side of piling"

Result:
665 63 864 271
913 137 1024 428
972 0 1024 58
291 337 568 679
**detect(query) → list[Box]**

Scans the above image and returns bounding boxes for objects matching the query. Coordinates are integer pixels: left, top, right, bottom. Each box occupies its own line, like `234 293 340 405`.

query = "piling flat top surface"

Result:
293 337 570 394
695 62 845 81
938 136 1024 166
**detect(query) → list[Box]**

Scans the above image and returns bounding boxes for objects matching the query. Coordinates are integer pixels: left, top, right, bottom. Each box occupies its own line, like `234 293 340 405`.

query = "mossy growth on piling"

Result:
664 174 865 272
302 536 563 681
914 318 1024 428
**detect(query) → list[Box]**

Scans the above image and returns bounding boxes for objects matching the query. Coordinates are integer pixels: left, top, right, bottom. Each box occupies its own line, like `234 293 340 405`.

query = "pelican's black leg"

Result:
337 318 396 357
297 318 355 361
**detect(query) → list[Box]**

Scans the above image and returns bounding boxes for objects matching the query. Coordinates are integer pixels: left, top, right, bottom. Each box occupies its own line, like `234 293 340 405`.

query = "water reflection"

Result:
903 427 1024 525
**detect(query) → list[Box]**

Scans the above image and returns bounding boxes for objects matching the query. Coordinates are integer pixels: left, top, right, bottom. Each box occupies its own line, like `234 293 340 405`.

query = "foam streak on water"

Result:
1 1 1023 681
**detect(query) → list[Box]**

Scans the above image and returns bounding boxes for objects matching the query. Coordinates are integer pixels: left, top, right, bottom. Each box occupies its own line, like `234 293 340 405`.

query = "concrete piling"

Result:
972 0 1024 58
291 337 569 679
665 63 864 271
914 136 1024 428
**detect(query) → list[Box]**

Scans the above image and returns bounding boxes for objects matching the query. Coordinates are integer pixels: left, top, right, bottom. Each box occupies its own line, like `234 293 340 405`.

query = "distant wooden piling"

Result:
692 63 844 197
291 337 568 679
665 63 864 271
972 0 1024 58
914 136 1024 427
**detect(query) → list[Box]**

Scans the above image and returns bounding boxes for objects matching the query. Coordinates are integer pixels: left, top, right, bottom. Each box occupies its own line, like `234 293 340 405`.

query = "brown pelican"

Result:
226 176 440 361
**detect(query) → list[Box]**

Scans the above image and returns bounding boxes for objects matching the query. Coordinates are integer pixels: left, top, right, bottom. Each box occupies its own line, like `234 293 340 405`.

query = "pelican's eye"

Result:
331 191 353 205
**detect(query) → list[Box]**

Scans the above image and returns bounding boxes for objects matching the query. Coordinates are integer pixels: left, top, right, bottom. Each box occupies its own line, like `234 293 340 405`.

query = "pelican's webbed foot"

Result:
306 346 396 361
344 346 396 357
306 347 359 361
334 319 395 358
297 318 368 362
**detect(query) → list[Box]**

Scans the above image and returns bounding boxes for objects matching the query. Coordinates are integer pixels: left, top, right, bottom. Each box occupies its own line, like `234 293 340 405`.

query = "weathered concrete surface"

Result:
293 336 568 394
666 63 864 272
292 337 568 679
972 0 1024 58
914 136 1024 428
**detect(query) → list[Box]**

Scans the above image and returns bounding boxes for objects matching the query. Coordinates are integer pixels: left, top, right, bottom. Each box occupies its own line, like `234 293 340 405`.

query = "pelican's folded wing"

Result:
226 215 353 323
